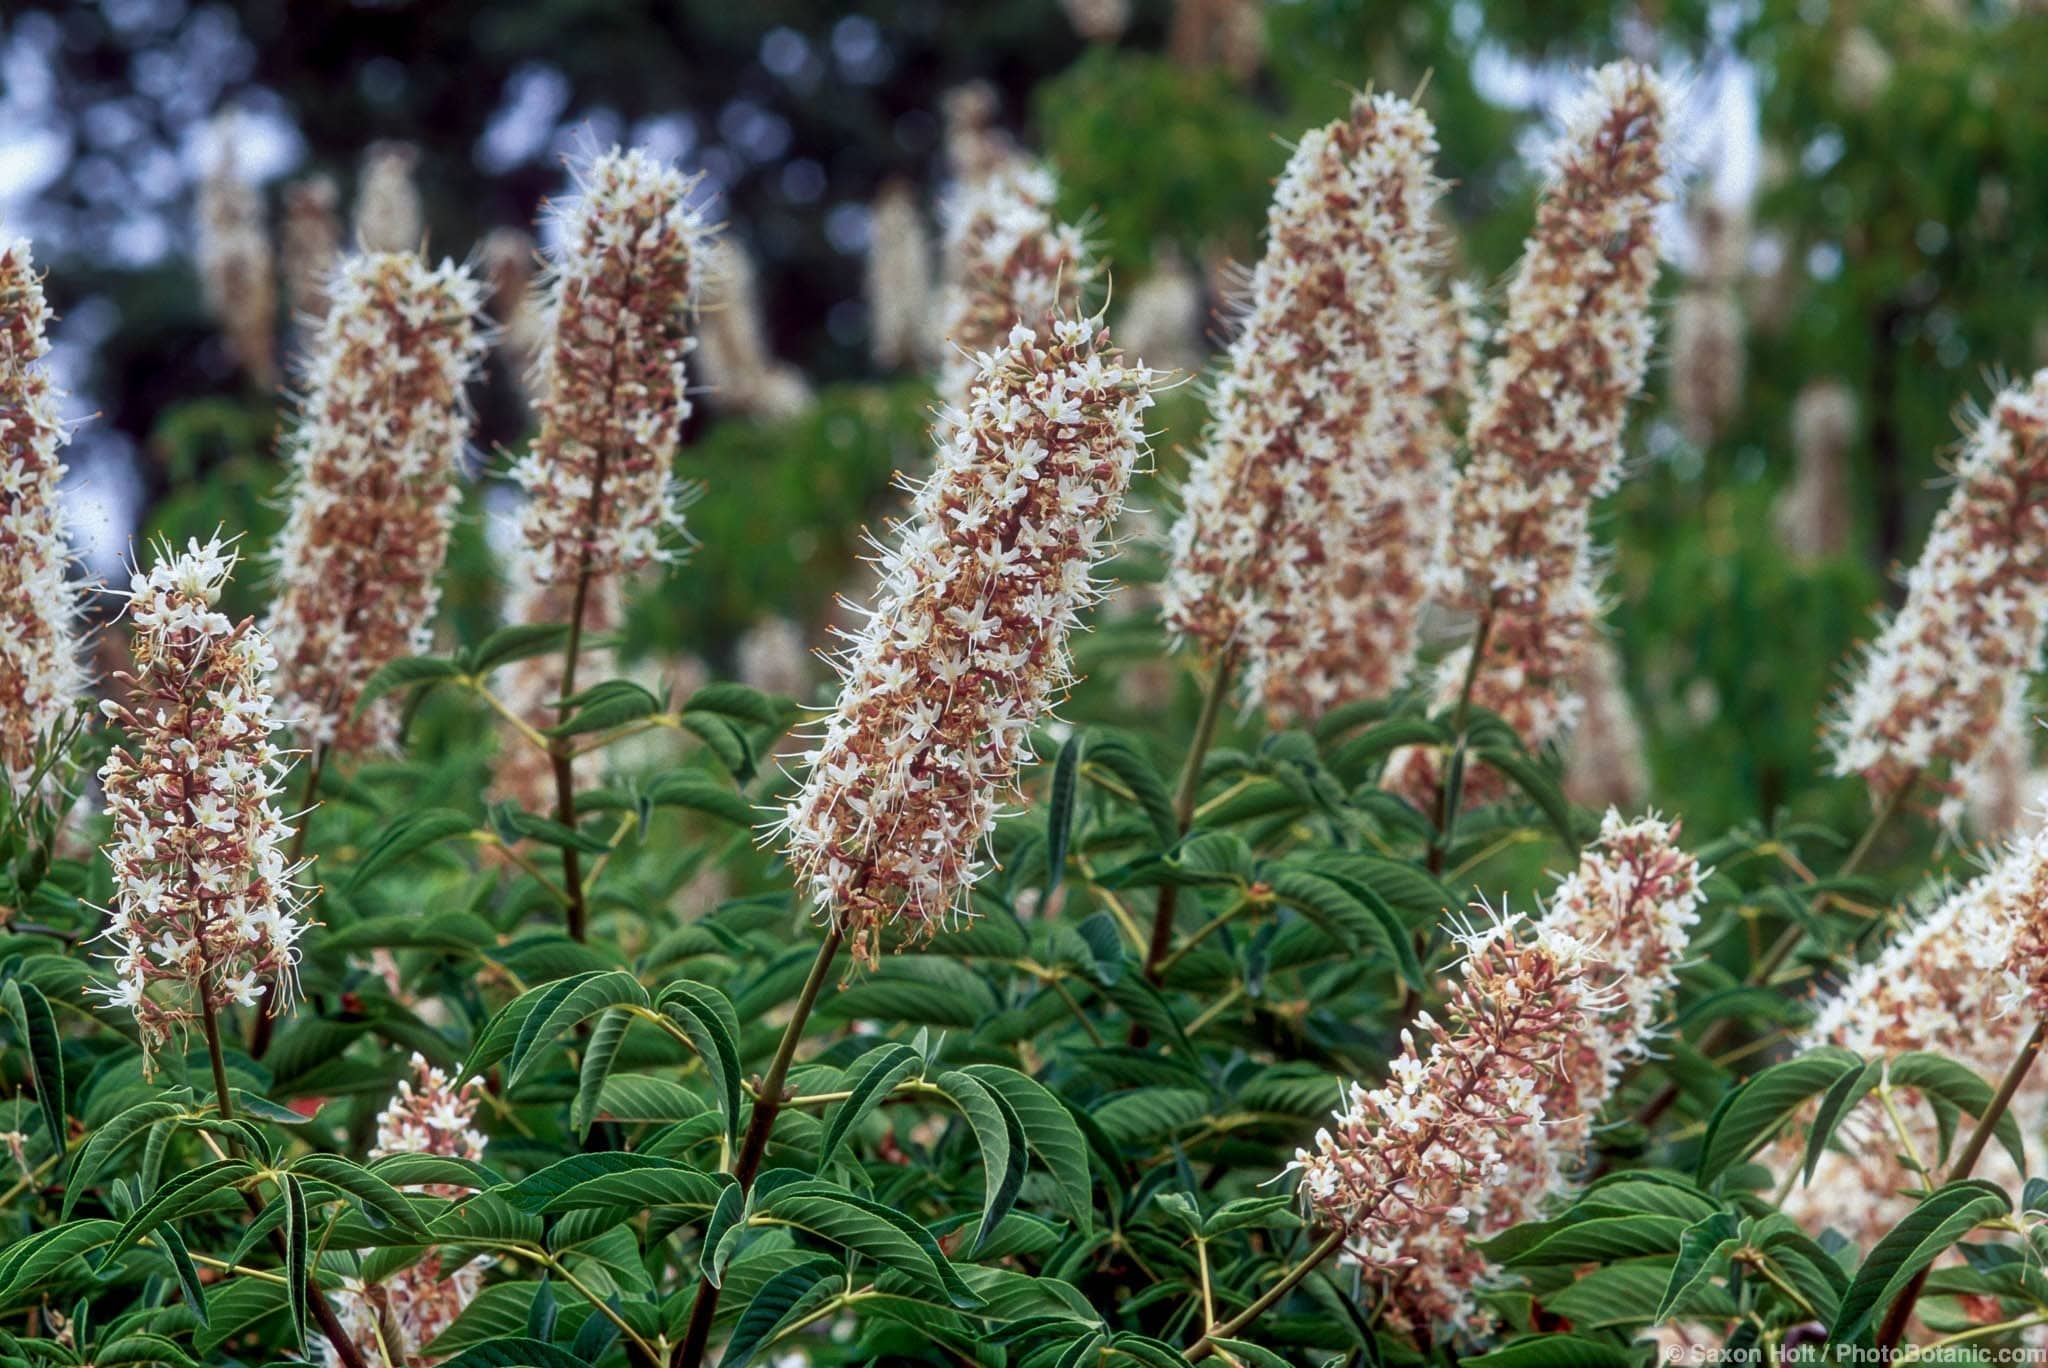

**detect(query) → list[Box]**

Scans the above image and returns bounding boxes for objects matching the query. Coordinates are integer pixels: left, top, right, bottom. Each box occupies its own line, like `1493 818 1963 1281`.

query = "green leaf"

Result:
1082 732 1177 846
1697 1047 1864 1185
499 1153 727 1216
282 1173 309 1353
100 1159 253 1272
1656 1211 1740 1321
934 1069 1028 1254
289 1154 433 1240
353 655 463 717
1803 1056 1883 1184
1046 732 1084 899
1468 747 1576 846
548 678 662 737
505 970 651 1087
683 681 796 729
959 1065 1093 1235
720 1257 843 1368
65 1100 187 1217
435 1338 590 1368
1202 1196 1301 1238
1495 1214 1690 1267
1 979 65 1151
0 1219 118 1307
1888 1051 2028 1174
752 1182 983 1308
153 1220 208 1326
1460 1336 1634 1368
1267 865 1423 990
468 624 572 675
1831 1179 2011 1343
640 770 757 827
346 808 477 893
572 1007 633 1139
660 980 745 1151
817 1043 923 1173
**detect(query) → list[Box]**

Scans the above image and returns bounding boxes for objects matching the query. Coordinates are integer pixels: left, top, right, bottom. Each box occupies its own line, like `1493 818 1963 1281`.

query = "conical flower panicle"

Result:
935 162 1094 417
1396 62 1670 801
511 146 708 588
696 239 814 420
0 238 89 792
1162 92 1453 723
354 141 423 254
780 317 1157 967
265 252 487 755
867 179 934 371
1829 369 2048 820
196 116 279 389
329 1054 490 1368
1291 918 1609 1332
95 538 306 1059
280 174 342 327
1371 813 1704 1335
1783 828 2048 1245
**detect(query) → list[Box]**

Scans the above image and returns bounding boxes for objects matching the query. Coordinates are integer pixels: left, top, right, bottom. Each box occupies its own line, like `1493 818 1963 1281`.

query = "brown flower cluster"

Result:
265 252 487 755
779 317 1157 967
0 238 87 792
1161 91 1453 722
511 146 708 588
1391 62 1670 804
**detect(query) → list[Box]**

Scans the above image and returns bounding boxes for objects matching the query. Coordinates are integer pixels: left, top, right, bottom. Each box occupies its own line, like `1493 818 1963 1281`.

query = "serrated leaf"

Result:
934 1069 1027 1253
352 656 463 718
1460 1335 1634 1368
469 624 572 675
283 1173 308 1353
720 1256 843 1368
1888 1051 2028 1175
345 808 477 893
959 1065 1093 1235
505 970 650 1087
817 1043 923 1173
1831 1179 2011 1342
1 978 65 1151
548 678 662 737
641 770 757 827
572 1007 633 1138
1266 866 1423 991
153 1220 208 1327
289 1154 433 1239
1046 732 1083 900
1697 1047 1865 1185
1656 1211 1740 1321
752 1182 982 1308
660 980 744 1151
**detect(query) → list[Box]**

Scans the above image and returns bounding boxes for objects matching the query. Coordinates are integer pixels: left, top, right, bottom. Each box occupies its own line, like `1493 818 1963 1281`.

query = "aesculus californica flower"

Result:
1161 92 1451 723
196 114 279 389
1783 826 2048 1245
330 1054 490 1368
1373 812 1705 1335
0 238 89 792
354 141 424 254
1828 369 2048 824
935 162 1094 420
1291 916 1613 1334
779 316 1157 967
867 178 934 371
511 146 708 589
1392 62 1670 804
280 173 343 328
264 252 488 755
94 538 307 1060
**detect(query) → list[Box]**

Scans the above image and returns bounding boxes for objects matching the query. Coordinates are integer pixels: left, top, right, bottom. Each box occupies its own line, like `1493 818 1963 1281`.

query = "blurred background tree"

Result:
5 0 2046 836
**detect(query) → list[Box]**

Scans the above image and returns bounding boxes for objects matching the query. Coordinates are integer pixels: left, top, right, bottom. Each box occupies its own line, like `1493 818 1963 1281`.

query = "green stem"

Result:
1145 646 1239 982
672 924 846 1368
1875 1018 2046 1352
1156 896 1254 979
201 992 367 1368
1186 1229 1344 1361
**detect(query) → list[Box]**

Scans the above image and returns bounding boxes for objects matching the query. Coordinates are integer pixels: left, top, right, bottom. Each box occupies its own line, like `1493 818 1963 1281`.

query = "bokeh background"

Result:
6 0 2047 839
